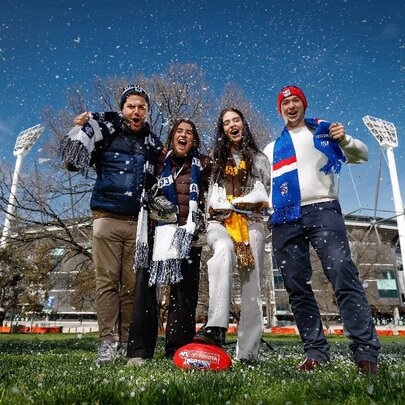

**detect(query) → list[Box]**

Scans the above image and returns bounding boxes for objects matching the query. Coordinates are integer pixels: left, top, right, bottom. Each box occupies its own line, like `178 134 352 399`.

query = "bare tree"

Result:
0 159 93 319
143 64 215 152
312 227 400 326
0 241 54 320
349 229 399 319
219 83 273 149
69 263 96 314
0 63 273 325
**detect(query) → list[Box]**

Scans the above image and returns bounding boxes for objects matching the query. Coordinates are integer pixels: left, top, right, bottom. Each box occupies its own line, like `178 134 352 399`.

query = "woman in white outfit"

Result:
194 108 271 361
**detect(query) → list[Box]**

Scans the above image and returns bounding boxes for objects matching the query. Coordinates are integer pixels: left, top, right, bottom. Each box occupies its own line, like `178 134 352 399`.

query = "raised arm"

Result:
330 122 368 163
73 112 91 126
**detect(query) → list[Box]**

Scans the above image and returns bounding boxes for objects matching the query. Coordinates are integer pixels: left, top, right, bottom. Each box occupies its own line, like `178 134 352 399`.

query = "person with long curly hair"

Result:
194 108 270 362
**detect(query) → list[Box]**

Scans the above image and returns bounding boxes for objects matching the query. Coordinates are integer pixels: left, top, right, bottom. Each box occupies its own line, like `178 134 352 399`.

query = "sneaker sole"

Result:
193 336 222 348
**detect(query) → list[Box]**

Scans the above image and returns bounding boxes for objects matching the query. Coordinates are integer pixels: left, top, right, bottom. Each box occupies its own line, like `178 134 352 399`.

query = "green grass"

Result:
0 333 404 404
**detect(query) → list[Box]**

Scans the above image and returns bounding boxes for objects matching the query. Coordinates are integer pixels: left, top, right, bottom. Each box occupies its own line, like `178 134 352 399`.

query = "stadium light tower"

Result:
363 115 405 304
0 124 45 249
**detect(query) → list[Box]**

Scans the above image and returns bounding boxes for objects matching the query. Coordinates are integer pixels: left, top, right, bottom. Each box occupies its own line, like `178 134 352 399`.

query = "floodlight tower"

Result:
363 116 405 305
0 124 45 249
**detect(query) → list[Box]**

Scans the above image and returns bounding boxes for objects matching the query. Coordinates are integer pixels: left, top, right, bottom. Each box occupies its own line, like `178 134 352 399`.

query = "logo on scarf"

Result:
144 161 155 175
158 176 173 187
190 183 199 193
315 133 330 148
192 157 202 168
148 134 156 147
280 182 289 196
83 123 95 139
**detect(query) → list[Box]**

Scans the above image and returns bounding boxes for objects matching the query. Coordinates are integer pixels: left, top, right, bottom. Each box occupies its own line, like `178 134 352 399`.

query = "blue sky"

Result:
0 0 403 217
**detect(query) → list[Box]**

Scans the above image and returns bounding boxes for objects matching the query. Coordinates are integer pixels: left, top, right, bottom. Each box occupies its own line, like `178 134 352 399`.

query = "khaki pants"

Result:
93 217 137 343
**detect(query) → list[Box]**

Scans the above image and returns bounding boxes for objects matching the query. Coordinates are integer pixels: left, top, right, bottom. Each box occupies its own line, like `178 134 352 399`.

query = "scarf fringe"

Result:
60 138 91 177
133 204 149 270
170 227 193 259
320 159 342 175
234 242 255 269
271 202 302 225
134 242 149 270
148 258 183 286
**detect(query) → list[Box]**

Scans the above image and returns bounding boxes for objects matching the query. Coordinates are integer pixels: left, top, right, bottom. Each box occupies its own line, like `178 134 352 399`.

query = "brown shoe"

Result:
296 357 321 372
357 360 378 375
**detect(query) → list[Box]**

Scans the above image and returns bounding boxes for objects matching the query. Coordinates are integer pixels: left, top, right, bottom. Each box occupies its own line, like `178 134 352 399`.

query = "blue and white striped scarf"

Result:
148 149 201 286
271 118 346 225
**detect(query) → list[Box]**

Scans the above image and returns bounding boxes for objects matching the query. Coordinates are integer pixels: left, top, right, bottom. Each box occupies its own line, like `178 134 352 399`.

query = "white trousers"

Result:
206 221 265 360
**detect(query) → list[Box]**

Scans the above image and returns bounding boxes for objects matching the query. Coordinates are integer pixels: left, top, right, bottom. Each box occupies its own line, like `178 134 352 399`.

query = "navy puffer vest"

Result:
90 114 162 217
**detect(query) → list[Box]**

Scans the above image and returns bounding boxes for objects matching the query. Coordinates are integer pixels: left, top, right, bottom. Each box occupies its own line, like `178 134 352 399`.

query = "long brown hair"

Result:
165 119 201 151
211 108 259 182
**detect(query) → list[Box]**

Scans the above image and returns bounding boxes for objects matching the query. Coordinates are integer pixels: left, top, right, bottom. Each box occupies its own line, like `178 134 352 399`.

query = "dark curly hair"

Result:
165 119 201 152
211 108 259 182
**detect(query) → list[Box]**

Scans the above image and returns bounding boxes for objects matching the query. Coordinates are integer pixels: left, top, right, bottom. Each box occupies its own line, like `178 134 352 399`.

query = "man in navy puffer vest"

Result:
68 85 163 364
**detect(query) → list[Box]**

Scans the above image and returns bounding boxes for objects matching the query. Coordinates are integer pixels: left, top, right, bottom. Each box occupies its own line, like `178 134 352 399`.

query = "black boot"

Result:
194 326 226 347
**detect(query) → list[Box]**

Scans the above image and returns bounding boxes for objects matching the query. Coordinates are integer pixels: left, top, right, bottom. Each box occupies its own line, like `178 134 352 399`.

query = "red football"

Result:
173 343 232 371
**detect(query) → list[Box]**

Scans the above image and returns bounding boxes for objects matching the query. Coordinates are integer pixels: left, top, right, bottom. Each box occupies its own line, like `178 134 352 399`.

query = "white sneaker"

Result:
209 184 233 210
118 342 128 357
127 357 147 366
94 340 118 364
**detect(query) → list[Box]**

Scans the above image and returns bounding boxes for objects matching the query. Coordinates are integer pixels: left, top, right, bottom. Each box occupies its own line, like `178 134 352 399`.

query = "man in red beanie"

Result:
263 85 380 374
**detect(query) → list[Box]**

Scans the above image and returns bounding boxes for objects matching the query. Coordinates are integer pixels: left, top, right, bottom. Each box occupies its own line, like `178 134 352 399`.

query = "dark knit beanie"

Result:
277 86 307 115
119 84 150 109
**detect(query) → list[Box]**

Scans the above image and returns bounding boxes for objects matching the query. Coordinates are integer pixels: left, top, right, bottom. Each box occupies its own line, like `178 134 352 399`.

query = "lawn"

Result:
0 333 404 404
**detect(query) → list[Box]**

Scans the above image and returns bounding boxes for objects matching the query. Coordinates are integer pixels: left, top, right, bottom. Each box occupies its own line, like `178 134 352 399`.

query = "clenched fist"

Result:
329 122 346 143
74 112 91 126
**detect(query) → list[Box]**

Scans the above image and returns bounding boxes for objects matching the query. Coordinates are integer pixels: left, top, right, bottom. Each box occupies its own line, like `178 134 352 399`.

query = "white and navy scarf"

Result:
133 133 158 269
60 117 104 178
271 118 346 225
148 149 201 286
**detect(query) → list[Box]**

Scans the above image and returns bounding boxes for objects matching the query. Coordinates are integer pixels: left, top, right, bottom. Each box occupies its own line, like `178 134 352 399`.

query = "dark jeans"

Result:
271 200 380 363
127 246 201 359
